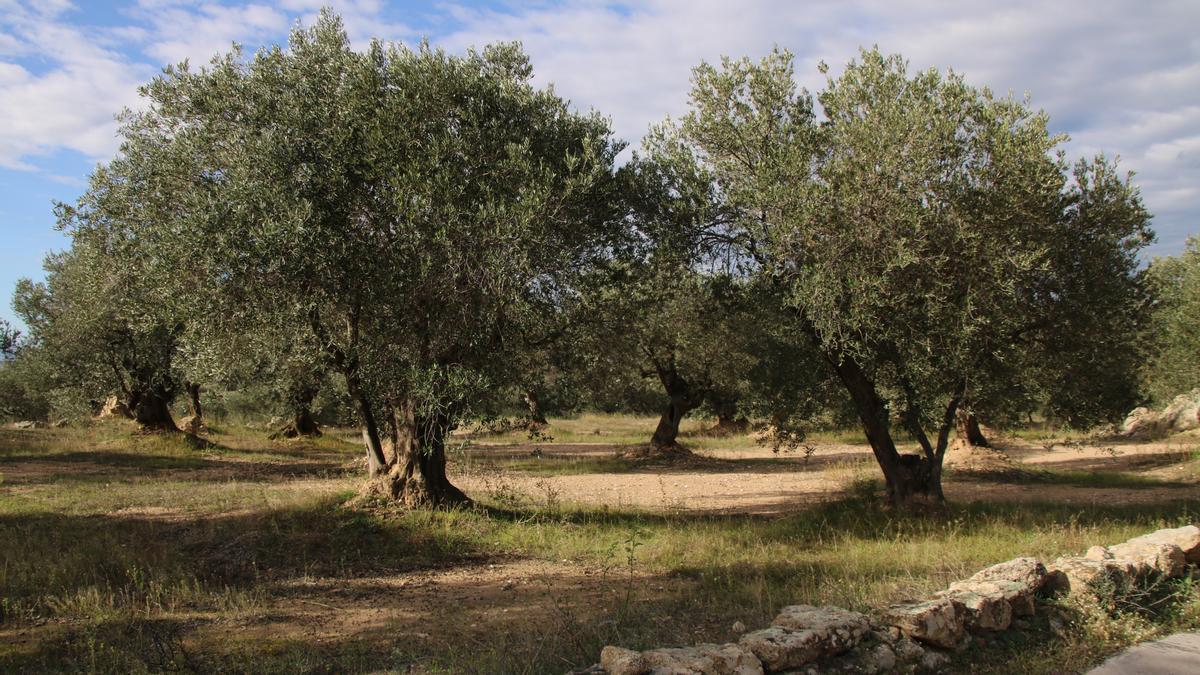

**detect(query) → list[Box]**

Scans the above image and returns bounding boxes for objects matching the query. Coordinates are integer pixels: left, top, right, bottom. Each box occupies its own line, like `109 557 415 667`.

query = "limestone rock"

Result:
606 643 763 675
737 606 873 672
770 605 871 643
1122 525 1200 564
739 627 824 671
787 631 932 675
937 587 1012 631
178 415 206 435
1122 391 1200 437
1160 390 1200 432
1107 541 1187 579
1047 556 1128 594
881 597 965 649
600 646 648 675
967 556 1048 595
96 395 132 419
920 649 951 671
1120 406 1161 438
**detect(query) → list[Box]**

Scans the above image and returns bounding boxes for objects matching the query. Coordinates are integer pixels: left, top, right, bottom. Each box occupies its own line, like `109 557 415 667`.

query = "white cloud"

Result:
0 2 148 169
436 0 1200 252
0 0 1196 251
130 1 290 65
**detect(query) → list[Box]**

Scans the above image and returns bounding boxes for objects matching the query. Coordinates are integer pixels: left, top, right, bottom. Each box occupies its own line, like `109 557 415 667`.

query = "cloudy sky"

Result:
2 0 1198 326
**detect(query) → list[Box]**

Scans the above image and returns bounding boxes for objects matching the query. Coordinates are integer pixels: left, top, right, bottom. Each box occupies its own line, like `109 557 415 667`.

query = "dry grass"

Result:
1 415 1197 673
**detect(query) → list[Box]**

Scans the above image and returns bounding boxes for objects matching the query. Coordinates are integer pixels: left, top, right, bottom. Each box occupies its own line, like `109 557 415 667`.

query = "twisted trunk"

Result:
650 363 703 450
956 411 989 447
271 383 322 440
345 371 387 477
185 382 203 421
376 398 468 508
825 350 955 505
131 382 178 432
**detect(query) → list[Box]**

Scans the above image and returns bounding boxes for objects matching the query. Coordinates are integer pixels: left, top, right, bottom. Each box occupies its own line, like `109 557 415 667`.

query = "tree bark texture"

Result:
375 398 469 508
826 350 951 504
185 382 203 421
345 372 388 477
650 362 705 450
271 383 322 440
132 383 178 432
956 411 989 447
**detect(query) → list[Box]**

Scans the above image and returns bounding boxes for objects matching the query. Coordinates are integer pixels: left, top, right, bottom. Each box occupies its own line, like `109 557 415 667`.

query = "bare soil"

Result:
2 424 1197 672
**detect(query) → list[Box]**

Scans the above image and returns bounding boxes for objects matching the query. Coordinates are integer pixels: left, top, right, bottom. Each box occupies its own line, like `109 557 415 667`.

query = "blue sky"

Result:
2 0 1198 328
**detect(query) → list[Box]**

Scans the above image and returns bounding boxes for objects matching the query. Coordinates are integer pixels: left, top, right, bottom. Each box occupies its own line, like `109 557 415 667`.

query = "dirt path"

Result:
456 434 1199 514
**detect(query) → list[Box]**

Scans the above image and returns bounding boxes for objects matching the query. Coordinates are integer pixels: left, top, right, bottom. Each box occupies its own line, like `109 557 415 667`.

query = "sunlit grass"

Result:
1 418 1197 673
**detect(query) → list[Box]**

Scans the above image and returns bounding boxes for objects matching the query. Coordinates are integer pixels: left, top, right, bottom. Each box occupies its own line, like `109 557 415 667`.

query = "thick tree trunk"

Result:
956 411 989 447
709 395 749 433
271 383 322 440
271 406 322 439
825 351 942 504
375 398 468 508
132 385 178 432
648 363 703 452
522 389 548 427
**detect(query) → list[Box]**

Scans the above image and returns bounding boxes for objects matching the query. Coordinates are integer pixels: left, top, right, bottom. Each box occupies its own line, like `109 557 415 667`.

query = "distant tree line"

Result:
1 11 1191 507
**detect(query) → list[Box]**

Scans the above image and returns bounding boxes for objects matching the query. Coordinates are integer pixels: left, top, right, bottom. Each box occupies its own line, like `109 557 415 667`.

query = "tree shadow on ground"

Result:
0 450 357 485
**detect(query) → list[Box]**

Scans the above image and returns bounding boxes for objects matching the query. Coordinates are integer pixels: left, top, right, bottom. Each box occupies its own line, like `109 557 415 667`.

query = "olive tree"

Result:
13 228 185 430
105 12 624 506
1145 236 1200 402
654 48 1152 504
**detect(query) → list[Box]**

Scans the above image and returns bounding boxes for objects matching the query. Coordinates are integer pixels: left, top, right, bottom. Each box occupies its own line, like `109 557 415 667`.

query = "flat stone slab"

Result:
1086 632 1200 674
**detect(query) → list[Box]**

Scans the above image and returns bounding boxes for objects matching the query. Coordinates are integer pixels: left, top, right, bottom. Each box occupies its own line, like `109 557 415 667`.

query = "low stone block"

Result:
1122 525 1200 565
770 605 871 646
881 597 965 649
739 627 823 672
967 556 1048 595
1108 541 1188 579
601 646 649 675
937 587 1012 631
1048 556 1129 595
640 643 764 675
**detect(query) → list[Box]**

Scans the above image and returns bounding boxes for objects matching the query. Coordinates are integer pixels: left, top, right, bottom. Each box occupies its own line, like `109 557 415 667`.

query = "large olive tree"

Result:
101 12 624 506
1145 236 1200 403
653 48 1152 504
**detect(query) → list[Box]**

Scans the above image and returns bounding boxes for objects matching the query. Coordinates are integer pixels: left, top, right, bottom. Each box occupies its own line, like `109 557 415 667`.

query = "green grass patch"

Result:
1 420 1198 673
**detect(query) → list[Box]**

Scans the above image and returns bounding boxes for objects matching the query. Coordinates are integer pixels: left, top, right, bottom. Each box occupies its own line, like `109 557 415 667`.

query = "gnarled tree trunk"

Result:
271 382 322 440
709 394 749 433
375 398 468 508
131 382 178 432
648 361 704 452
956 411 989 447
185 382 203 421
825 350 949 504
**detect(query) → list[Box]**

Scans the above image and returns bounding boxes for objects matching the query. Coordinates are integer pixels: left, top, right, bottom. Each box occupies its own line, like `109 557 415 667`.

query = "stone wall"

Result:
572 525 1200 675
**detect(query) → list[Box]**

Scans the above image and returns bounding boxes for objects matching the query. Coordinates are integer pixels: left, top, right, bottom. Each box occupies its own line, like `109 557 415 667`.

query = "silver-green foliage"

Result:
1146 237 1200 402
651 47 1152 497
102 12 624 441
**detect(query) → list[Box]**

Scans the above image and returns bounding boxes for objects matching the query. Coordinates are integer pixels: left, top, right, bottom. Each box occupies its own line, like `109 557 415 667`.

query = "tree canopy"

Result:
82 11 626 505
651 47 1152 503
6 16 1167 512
